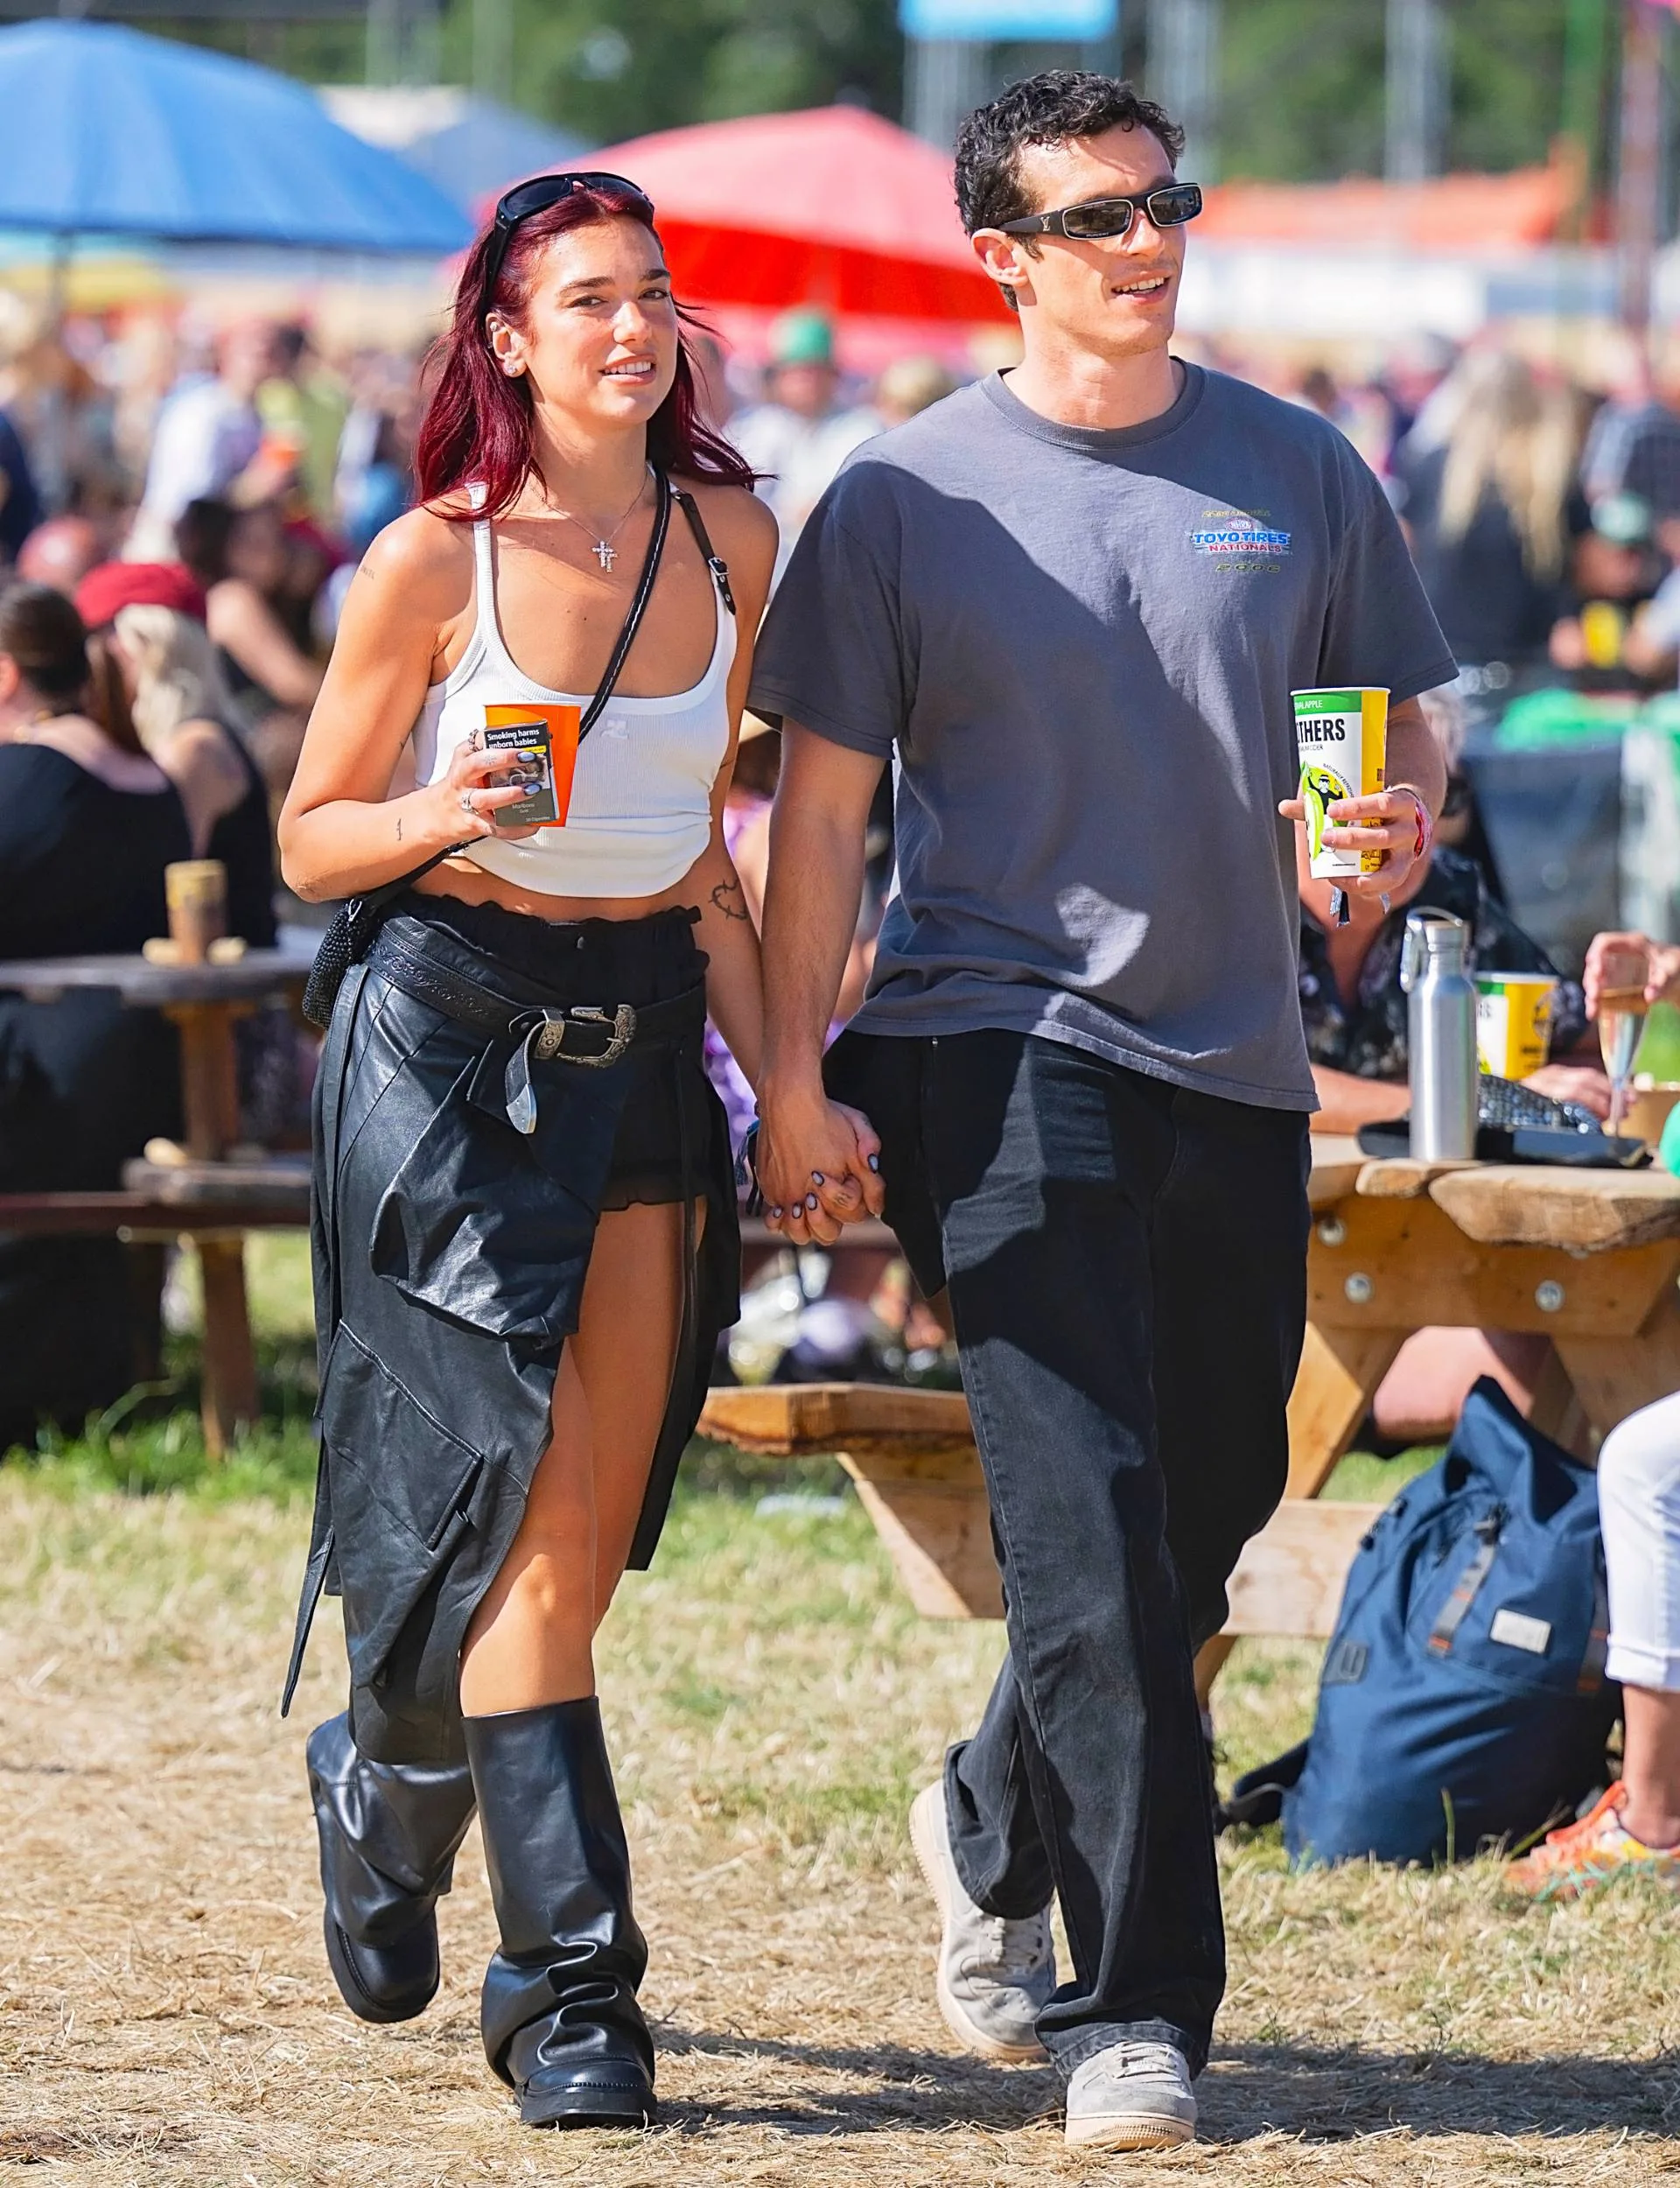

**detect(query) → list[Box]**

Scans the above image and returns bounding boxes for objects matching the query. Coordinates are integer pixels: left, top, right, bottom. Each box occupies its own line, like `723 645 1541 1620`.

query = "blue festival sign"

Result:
900 0 1116 38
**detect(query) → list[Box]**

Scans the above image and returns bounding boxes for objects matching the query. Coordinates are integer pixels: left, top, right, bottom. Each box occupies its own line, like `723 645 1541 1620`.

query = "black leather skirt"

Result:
284 895 739 1764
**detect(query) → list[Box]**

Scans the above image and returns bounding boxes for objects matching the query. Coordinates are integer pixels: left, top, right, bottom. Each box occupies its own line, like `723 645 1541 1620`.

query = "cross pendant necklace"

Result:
551 465 651 573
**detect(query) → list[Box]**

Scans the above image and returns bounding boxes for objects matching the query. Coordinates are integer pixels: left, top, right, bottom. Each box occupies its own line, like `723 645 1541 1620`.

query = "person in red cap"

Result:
75 559 207 628
75 561 276 947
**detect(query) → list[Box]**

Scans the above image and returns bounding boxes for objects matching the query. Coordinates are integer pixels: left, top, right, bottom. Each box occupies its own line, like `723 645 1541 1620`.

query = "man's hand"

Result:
757 1082 885 1245
1277 785 1430 898
1523 1062 1614 1120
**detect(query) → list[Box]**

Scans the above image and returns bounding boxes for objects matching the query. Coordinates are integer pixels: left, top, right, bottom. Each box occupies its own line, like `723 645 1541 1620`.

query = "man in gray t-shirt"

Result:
752 361 1453 1109
750 71 1450 2151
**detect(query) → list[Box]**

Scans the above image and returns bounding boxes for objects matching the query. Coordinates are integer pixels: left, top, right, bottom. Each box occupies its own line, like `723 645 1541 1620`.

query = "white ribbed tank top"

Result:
409 491 735 897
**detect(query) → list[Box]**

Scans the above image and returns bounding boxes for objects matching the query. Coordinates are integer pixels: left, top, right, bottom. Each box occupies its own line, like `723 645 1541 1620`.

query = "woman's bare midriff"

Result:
411 856 702 926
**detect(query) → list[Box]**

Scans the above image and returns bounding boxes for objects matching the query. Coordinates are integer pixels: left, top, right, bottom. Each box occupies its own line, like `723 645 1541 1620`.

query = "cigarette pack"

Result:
481 702 582 827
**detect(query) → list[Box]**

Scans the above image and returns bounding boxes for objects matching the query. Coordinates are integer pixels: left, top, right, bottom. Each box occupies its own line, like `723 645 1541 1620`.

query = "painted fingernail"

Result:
805 1194 819 1210
811 1172 825 1184
770 1207 783 1220
868 1154 880 1171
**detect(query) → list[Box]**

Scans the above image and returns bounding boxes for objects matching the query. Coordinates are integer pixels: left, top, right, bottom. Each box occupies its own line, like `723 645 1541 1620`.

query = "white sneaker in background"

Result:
1063 2039 1197 2149
908 1778 1054 2063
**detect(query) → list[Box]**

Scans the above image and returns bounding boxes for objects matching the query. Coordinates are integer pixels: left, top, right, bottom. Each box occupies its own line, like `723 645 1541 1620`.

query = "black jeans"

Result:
828 1028 1310 2076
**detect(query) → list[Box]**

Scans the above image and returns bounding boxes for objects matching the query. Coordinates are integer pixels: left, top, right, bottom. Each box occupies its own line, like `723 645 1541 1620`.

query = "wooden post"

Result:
160 860 256 1454
163 859 239 1162
167 1006 242 1163
197 1236 258 1457
1285 1322 1407 1498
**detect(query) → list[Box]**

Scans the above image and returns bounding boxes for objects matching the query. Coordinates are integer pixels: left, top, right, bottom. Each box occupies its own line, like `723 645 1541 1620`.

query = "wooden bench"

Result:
699 1135 1680 1701
697 1380 1380 1680
0 1155 310 1452
0 920 316 1453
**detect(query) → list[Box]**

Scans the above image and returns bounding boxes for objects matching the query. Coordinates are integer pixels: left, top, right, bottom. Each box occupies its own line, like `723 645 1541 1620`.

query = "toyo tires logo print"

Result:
1189 507 1292 568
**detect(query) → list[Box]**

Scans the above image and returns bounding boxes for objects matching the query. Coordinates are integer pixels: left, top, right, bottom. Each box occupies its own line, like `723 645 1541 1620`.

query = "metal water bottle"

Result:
1400 909 1478 1161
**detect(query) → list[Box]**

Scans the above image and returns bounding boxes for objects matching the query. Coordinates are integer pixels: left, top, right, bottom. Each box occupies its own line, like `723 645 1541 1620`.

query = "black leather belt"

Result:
369 923 705 1134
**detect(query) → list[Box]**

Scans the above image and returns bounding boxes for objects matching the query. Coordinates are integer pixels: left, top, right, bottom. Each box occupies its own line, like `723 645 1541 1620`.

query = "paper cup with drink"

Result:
1474 972 1557 1078
1292 687 1390 880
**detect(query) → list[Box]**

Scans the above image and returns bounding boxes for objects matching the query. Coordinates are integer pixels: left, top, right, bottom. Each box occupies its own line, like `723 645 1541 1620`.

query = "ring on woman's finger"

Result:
458 789 476 815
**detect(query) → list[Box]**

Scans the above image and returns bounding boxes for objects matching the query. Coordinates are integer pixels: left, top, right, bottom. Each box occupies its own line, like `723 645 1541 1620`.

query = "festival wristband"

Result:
1390 785 1432 864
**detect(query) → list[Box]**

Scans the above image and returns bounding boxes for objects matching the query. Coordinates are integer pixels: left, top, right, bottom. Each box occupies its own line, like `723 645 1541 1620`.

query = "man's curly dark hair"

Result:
955 71 1186 238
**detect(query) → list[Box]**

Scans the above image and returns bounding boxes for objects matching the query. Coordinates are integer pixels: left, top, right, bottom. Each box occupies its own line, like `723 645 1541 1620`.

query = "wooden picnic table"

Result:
0 932 318 1454
700 1136 1680 1703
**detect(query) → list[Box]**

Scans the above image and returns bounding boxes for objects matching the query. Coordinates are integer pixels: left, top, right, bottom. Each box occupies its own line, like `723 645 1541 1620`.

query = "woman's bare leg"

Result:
571 1200 697 1621
1371 1327 1550 1444
458 1199 697 1714
1621 1687 1680 1848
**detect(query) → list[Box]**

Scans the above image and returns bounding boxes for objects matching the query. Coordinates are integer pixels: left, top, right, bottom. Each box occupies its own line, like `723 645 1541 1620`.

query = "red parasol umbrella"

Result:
591 105 1012 325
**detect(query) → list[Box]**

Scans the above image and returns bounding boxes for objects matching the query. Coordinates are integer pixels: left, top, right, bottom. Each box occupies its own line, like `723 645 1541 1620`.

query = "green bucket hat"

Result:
769 307 836 369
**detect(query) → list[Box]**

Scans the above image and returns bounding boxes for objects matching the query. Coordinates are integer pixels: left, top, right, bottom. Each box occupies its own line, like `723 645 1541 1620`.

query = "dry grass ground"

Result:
4 1243 1680 2183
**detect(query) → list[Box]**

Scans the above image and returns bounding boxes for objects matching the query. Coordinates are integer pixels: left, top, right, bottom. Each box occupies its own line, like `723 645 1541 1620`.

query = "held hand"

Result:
428 733 543 845
1278 787 1428 898
758 1085 884 1246
835 1100 886 1216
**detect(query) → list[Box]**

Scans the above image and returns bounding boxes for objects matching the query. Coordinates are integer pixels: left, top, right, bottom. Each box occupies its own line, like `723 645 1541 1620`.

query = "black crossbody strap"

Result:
337 838 467 939
670 482 738 615
579 466 672 739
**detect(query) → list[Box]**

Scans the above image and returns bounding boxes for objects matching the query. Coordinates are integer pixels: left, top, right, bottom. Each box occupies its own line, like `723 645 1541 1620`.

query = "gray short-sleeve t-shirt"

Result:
748 364 1456 1111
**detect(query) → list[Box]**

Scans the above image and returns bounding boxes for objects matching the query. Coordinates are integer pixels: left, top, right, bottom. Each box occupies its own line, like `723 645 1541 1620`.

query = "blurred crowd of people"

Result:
1196 326 1680 718
9 294 1680 1415
13 302 1680 798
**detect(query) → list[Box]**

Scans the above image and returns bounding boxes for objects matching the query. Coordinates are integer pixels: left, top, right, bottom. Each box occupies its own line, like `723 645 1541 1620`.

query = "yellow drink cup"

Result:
1292 687 1390 880
1474 971 1557 1078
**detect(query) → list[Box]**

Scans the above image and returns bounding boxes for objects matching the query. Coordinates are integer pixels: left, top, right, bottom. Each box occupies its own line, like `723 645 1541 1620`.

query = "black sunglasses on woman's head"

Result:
484 171 657 290
998 182 1202 242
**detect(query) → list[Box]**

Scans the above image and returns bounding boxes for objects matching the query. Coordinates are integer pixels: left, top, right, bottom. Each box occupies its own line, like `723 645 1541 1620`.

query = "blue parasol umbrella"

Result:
0 18 471 256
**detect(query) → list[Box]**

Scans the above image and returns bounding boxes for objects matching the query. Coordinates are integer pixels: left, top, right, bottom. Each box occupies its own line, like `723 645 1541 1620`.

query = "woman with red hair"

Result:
277 173 872 2130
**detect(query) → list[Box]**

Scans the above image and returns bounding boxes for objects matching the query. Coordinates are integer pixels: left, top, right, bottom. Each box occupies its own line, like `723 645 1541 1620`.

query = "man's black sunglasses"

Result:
998 182 1203 242
485 171 657 288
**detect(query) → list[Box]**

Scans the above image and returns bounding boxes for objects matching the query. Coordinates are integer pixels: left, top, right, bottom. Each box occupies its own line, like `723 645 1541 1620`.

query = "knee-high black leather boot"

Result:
306 1713 477 2023
465 1699 656 2128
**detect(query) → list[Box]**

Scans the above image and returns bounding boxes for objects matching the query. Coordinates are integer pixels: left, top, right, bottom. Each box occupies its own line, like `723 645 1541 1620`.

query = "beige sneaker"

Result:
909 1780 1054 2063
1064 2040 1197 2149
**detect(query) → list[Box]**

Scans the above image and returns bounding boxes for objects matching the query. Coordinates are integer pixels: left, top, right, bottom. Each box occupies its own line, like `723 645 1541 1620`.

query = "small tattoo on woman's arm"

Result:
396 816 403 842
710 879 749 922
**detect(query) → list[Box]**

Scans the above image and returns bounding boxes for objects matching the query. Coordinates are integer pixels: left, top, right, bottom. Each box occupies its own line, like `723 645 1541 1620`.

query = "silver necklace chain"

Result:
546 464 652 572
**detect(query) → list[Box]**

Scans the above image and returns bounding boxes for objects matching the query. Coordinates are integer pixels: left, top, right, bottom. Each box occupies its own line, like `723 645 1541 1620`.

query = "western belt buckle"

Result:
533 1002 638 1068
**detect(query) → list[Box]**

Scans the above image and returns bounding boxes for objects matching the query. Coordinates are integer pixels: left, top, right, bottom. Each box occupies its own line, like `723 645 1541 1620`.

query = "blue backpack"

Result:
1235 1379 1618 1867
